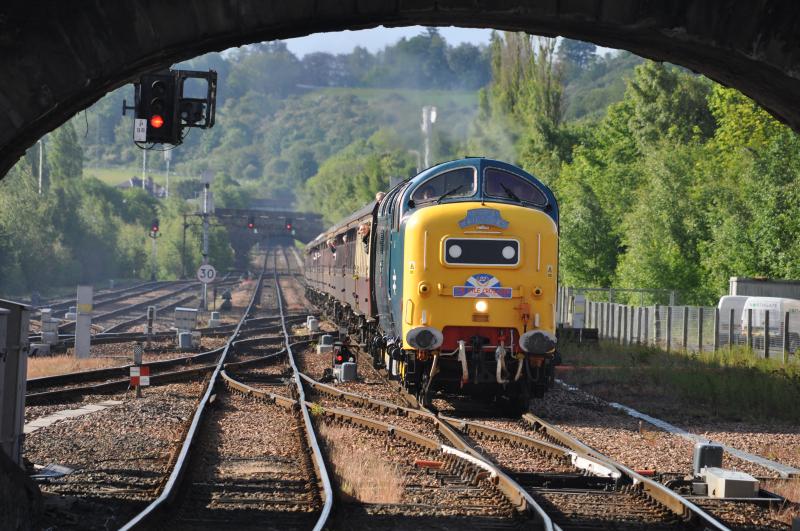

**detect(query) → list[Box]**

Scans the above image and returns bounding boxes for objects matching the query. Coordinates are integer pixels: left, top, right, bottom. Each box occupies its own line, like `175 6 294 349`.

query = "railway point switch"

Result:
693 443 723 476
174 307 198 332
335 362 357 383
317 334 334 354
702 468 759 498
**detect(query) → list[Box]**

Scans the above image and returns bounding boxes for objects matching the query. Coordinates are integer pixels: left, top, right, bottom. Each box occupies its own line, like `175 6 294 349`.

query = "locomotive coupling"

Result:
406 326 444 350
519 330 556 354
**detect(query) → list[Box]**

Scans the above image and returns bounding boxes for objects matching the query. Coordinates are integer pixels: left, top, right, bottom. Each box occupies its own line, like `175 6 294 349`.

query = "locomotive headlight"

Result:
406 326 443 350
475 300 488 313
448 244 462 258
502 245 516 260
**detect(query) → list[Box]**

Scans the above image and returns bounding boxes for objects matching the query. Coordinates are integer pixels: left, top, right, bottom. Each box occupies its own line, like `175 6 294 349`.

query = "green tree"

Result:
48 121 83 182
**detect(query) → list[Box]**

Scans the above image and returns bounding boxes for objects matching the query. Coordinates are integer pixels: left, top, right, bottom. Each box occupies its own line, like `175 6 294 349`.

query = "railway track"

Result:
57 281 200 334
115 249 333 530
277 259 795 530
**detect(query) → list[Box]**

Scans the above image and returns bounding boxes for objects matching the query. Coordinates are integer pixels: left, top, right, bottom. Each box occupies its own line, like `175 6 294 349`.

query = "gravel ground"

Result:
315 415 516 519
25 380 207 530
296 345 410 407
679 421 800 470
166 390 321 529
527 385 779 479
310 393 446 444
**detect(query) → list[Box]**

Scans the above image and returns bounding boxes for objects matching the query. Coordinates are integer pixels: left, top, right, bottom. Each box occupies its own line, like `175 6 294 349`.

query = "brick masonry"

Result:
0 0 799 178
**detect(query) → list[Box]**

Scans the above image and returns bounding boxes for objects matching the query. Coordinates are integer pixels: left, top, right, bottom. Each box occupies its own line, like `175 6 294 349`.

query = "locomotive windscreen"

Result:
444 238 520 266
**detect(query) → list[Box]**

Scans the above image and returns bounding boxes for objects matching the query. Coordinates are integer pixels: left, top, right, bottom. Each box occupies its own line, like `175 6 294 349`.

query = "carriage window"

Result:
411 167 476 206
484 167 546 206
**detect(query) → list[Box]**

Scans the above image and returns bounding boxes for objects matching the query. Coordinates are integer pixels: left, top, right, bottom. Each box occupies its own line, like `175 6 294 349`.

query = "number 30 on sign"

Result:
197 264 217 284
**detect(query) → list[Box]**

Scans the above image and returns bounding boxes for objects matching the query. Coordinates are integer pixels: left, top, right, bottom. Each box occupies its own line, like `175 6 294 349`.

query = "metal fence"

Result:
559 287 800 363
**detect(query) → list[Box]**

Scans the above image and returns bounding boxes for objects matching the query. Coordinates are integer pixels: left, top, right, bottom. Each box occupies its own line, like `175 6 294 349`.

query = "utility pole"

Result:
201 182 211 310
38 138 44 195
150 234 158 281
421 105 437 169
164 149 172 198
141 148 147 190
181 214 188 279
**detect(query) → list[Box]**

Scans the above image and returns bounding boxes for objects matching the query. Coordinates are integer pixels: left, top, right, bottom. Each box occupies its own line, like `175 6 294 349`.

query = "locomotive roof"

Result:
306 158 558 249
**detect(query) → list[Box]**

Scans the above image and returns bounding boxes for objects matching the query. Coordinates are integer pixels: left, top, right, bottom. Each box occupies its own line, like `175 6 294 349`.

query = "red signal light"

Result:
336 355 343 363
247 223 254 229
150 114 165 129
286 223 292 230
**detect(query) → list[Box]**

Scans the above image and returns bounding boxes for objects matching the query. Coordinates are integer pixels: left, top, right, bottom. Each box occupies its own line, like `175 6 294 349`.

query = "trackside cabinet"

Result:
0 299 31 467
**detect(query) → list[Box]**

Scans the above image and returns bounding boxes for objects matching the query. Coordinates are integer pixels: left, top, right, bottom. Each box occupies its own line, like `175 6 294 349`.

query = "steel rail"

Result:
521 412 730 530
274 261 334 531
223 369 537 505
295 363 556 529
58 282 202 333
117 259 268 531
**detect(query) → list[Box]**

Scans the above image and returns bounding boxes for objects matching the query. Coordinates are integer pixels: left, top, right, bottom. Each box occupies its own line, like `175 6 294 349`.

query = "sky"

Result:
284 26 615 57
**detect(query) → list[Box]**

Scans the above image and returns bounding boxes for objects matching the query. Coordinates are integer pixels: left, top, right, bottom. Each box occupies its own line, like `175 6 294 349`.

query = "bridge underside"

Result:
1 1 799 177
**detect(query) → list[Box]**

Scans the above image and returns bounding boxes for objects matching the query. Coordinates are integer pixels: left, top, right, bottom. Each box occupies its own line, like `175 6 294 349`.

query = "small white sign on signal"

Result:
134 119 147 142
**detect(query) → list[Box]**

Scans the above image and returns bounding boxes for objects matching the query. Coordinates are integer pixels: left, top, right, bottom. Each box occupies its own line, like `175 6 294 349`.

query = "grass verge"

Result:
27 355 124 379
317 421 405 503
558 341 800 423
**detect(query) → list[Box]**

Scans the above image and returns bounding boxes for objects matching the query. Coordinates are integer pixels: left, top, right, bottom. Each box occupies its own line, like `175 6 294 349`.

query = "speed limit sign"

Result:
197 264 217 284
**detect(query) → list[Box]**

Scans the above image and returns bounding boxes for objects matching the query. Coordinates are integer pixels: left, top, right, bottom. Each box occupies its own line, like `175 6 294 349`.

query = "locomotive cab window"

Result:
443 238 521 267
410 167 476 207
484 167 546 206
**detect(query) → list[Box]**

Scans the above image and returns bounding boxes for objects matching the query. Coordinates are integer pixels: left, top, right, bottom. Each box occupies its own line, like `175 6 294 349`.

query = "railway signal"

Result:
124 69 218 147
247 215 255 231
285 218 293 231
138 72 178 144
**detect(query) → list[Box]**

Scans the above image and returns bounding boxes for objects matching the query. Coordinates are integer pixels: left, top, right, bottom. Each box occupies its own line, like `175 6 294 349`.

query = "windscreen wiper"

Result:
500 183 521 203
437 184 464 204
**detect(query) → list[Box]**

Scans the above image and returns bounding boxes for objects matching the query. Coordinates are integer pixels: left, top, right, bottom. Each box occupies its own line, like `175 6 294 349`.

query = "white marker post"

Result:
197 264 216 312
74 285 93 359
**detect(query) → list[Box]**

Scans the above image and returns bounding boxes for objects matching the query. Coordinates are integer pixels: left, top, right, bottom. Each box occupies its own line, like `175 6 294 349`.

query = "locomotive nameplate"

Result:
453 273 513 299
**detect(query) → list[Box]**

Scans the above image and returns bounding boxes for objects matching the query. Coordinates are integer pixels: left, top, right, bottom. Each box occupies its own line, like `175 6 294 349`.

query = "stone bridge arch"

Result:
1 1 799 177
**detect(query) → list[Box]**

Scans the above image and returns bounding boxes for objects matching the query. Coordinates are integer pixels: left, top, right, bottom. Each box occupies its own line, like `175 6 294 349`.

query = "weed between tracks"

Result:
27 355 123 378
558 341 800 422
764 479 800 525
317 422 405 504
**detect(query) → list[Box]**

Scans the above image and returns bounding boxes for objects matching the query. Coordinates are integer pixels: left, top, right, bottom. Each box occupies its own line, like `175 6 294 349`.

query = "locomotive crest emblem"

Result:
453 273 513 299
458 208 509 229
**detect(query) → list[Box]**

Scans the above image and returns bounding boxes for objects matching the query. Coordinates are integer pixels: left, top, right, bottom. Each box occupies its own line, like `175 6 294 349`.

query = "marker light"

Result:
475 300 488 313
150 114 165 128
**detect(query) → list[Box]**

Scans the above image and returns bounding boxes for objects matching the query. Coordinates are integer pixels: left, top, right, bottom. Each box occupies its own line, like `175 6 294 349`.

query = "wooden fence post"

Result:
729 308 735 350
698 307 704 352
783 311 790 364
682 306 689 351
666 306 672 352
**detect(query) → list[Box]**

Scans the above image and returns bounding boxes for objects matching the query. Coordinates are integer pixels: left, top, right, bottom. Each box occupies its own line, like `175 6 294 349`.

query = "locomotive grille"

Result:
444 238 520 266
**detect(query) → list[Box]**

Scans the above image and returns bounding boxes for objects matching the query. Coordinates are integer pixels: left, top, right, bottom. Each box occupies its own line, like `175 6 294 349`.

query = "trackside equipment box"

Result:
174 307 198 331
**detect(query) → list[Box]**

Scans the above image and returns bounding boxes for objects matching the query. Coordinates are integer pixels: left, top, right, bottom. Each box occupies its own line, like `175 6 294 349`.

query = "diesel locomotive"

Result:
304 158 559 409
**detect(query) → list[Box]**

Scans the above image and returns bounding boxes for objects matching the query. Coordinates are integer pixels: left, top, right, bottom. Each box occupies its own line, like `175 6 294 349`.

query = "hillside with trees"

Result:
474 33 800 303
1 29 669 298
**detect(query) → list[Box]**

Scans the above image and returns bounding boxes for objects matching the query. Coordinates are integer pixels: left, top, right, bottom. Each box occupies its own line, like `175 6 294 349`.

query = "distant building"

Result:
729 277 800 299
116 176 166 198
